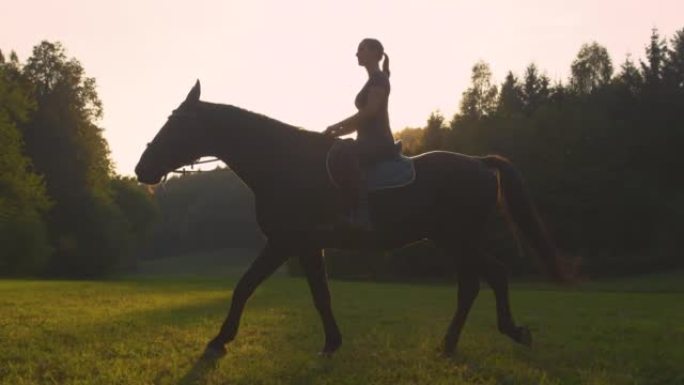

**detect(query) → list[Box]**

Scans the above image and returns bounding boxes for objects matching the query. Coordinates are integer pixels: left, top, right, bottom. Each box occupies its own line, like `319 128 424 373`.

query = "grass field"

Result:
1 258 683 385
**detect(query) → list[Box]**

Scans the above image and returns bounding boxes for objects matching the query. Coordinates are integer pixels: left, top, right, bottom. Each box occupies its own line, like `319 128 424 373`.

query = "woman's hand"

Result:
325 116 360 137
324 124 342 136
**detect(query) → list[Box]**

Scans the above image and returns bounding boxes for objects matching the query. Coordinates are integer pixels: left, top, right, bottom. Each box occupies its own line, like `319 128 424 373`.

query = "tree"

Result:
0 56 52 275
522 63 550 115
20 41 125 276
570 42 614 94
423 111 445 150
664 28 684 91
22 41 110 197
110 177 159 269
393 127 424 155
497 71 524 115
641 28 668 88
459 61 498 119
615 55 643 97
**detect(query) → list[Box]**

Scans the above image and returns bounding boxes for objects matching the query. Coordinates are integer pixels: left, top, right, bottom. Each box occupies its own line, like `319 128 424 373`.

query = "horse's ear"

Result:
185 79 201 103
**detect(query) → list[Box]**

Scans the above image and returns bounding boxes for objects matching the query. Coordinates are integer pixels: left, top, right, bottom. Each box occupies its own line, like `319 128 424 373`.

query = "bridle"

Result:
166 157 223 176
157 157 225 186
156 107 225 182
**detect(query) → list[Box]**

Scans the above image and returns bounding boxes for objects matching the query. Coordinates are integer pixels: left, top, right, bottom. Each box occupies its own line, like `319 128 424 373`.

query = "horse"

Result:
135 80 571 359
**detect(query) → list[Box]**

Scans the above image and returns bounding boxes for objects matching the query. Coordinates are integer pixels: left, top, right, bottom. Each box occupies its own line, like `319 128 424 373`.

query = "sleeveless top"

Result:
354 71 394 162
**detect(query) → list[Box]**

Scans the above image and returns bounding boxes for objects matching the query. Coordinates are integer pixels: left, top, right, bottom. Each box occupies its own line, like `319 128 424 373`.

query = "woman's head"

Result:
356 38 390 77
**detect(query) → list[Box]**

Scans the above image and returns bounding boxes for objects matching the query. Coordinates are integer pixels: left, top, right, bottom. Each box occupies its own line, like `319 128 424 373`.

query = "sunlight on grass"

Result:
1 276 683 384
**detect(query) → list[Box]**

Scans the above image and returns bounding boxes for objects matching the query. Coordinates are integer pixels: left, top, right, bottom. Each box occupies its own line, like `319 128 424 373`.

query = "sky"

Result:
2 0 683 176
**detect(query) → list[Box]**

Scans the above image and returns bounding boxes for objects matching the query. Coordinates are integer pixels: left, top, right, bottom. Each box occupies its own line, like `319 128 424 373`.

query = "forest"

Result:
393 28 684 277
1 26 682 278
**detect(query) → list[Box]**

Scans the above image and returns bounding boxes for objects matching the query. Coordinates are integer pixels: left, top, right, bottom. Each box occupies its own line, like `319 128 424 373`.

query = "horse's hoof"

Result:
202 341 227 361
318 341 341 358
441 335 458 357
318 334 342 357
515 326 532 347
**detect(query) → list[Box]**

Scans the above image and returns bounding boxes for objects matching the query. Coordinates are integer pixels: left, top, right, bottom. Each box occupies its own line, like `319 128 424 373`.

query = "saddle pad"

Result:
325 140 416 191
366 155 415 191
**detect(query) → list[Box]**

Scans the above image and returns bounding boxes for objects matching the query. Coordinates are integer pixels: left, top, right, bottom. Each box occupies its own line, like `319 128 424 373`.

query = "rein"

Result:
161 108 224 178
170 157 223 175
159 157 224 185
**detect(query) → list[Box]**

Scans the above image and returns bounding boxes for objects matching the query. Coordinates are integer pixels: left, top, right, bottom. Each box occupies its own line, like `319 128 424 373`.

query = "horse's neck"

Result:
202 103 330 191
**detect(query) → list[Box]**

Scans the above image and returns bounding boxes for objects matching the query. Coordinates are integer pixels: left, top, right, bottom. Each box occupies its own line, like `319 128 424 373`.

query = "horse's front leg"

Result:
204 243 287 358
299 249 342 356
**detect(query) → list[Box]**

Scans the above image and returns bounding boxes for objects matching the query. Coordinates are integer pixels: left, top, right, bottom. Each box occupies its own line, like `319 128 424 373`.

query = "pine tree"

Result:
497 71 524 115
664 28 684 91
522 63 550 115
615 54 643 97
641 28 668 88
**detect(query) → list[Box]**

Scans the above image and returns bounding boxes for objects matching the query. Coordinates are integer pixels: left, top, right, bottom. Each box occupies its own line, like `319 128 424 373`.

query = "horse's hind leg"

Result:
479 252 532 346
204 243 287 358
443 257 481 356
299 250 342 356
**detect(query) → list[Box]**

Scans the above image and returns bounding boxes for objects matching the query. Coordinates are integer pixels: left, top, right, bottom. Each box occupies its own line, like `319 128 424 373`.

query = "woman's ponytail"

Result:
383 53 391 78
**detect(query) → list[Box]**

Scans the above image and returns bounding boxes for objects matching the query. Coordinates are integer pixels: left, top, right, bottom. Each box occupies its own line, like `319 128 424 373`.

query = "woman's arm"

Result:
324 86 387 136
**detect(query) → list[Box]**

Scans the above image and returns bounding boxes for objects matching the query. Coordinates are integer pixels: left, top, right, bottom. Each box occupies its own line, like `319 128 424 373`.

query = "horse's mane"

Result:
200 101 331 146
197 101 335 188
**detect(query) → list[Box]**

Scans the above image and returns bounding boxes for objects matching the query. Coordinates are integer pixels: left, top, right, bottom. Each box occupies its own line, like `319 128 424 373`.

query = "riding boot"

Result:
348 173 374 232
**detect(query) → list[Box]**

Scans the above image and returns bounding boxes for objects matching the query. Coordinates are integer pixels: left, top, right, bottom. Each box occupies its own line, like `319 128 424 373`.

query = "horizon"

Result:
2 0 683 176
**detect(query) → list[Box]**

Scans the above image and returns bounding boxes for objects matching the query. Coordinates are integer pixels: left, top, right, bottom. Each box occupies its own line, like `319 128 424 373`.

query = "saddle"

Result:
326 139 415 193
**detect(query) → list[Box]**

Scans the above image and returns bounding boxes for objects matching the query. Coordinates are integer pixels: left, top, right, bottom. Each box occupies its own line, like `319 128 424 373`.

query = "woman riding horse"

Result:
135 75 572 361
324 38 397 231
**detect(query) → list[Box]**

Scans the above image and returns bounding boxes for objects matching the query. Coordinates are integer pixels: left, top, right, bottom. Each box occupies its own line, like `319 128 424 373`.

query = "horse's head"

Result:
135 80 209 184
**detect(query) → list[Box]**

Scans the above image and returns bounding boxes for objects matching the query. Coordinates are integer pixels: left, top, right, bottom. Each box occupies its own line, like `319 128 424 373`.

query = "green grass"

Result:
1 271 683 384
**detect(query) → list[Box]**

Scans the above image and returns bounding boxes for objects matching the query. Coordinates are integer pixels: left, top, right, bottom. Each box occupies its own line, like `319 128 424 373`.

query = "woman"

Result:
324 38 395 230
324 38 394 163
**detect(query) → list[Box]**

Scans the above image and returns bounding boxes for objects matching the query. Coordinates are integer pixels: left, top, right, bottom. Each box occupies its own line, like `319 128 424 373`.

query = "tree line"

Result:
1 41 265 278
3 27 682 279
143 169 264 260
392 27 684 276
0 42 157 277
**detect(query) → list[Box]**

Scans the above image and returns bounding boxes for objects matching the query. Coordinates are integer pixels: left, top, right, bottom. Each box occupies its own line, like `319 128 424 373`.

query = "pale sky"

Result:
2 0 683 176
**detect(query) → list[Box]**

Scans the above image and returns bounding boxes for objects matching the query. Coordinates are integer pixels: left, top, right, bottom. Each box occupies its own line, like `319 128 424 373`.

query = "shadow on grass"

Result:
176 355 222 385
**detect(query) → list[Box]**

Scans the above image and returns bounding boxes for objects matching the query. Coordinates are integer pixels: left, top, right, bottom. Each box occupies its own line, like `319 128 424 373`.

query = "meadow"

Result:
1 254 683 385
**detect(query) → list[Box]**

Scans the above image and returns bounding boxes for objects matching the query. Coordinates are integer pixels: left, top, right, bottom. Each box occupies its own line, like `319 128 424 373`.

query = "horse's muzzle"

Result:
135 162 163 185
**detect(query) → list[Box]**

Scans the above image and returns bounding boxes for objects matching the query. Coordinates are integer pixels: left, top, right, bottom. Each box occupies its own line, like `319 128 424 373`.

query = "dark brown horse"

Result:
135 81 570 359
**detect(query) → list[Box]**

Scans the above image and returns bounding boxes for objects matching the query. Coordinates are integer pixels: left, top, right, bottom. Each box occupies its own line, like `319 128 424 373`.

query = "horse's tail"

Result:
479 155 575 283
